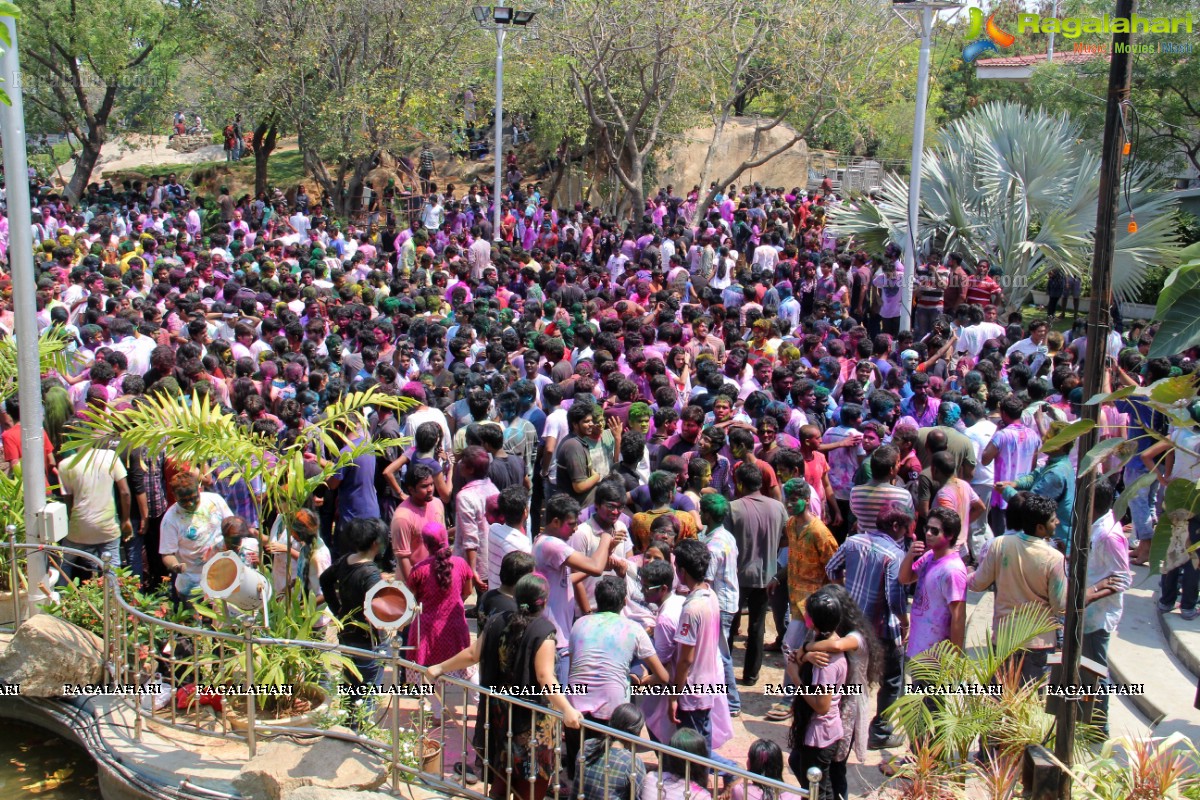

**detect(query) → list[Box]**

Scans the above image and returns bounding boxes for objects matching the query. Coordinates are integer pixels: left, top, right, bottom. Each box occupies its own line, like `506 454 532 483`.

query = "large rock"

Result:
656 117 811 193
0 613 103 696
286 788 397 800
167 133 214 154
234 733 388 800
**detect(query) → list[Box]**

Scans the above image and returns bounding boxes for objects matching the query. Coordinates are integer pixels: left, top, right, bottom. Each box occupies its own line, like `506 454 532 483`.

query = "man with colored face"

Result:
159 472 234 599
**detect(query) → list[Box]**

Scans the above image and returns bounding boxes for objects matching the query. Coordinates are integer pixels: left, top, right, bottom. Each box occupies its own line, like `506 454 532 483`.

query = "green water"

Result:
0 721 99 798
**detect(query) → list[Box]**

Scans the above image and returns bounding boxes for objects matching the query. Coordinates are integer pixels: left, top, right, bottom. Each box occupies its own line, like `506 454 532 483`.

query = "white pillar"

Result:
492 27 507 242
900 4 934 332
0 15 49 613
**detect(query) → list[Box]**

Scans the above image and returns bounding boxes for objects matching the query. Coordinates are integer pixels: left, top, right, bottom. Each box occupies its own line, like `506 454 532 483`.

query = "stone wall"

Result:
655 118 813 192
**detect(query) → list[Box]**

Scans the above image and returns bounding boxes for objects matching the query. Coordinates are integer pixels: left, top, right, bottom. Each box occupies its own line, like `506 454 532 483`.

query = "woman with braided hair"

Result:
408 522 473 723
428 573 583 800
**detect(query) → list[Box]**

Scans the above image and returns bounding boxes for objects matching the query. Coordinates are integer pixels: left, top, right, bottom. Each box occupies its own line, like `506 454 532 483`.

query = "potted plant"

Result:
191 586 355 727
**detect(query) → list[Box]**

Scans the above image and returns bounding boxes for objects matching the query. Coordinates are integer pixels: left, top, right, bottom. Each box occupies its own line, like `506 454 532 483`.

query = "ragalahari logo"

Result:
963 7 1015 62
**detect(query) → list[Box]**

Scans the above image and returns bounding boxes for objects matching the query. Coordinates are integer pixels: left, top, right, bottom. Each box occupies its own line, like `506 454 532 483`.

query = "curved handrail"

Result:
3 540 820 800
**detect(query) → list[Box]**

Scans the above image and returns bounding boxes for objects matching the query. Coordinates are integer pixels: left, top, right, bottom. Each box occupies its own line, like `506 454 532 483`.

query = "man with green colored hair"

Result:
698 491 740 716
627 402 652 435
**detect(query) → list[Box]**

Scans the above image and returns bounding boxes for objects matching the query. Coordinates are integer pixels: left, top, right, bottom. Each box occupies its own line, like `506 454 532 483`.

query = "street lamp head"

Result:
472 5 489 22
493 6 513 23
513 9 536 25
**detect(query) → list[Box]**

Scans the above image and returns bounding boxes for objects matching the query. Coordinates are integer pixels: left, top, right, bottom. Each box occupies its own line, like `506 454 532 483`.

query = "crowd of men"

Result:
0 164 1192 800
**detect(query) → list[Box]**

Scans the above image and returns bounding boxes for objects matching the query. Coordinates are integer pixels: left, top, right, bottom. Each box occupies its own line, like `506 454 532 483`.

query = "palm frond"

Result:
64 390 412 521
0 328 74 403
828 102 1185 309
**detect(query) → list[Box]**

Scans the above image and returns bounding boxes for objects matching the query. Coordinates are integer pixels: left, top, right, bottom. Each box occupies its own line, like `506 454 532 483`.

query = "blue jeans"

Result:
1125 464 1160 541
556 647 570 687
719 611 741 713
63 538 120 582
1082 629 1111 734
676 708 739 777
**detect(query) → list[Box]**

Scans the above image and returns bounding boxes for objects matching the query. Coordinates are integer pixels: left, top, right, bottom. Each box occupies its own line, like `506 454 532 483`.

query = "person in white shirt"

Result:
289 209 311 241
1005 319 1050 371
420 197 444 231
486 486 533 589
752 237 779 273
960 397 998 562
956 305 1006 360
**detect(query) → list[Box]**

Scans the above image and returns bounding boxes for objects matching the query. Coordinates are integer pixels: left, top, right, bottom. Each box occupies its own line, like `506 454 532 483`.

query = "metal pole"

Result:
900 4 933 333
1048 0 1059 61
492 27 506 242
1056 0 1134 794
0 16 49 614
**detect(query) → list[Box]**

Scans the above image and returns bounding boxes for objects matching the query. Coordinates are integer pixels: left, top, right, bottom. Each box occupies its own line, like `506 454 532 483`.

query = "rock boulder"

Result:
234 732 388 800
0 613 104 696
167 134 214 154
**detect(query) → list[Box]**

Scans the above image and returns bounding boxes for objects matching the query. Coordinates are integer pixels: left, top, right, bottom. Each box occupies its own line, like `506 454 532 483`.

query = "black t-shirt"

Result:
319 556 383 648
480 611 556 698
488 452 525 493
478 588 518 630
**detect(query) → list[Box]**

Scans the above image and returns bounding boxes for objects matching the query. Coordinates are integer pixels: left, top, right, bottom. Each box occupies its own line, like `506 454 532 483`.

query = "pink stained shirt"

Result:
674 586 724 712
390 496 445 570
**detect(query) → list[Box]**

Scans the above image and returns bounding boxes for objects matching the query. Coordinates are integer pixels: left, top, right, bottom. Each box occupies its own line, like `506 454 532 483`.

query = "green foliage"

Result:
192 587 354 711
61 387 414 523
1059 733 1200 800
0 1 19 107
887 605 1082 775
18 0 198 197
828 102 1187 308
0 328 73 404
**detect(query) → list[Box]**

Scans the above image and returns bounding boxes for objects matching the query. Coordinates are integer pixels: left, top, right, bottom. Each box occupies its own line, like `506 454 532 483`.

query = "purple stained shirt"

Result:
988 422 1042 508
533 534 577 649
567 612 655 718
906 550 968 658
674 587 723 711
804 653 847 748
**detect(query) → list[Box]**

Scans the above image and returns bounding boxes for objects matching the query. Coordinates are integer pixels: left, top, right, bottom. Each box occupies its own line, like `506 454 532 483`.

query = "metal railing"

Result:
1 539 820 800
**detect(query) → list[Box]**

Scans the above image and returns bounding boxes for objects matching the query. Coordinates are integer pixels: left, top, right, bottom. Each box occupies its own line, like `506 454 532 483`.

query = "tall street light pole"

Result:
0 11 50 612
474 6 536 243
892 1 960 332
1057 0 1134 793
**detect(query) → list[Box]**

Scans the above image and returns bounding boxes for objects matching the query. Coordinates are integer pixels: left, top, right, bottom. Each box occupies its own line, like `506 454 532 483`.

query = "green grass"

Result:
28 140 76 177
108 149 307 197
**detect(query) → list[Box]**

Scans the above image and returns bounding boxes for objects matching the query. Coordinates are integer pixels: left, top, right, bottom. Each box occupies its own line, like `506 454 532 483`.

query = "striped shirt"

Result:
848 480 915 535
825 531 908 643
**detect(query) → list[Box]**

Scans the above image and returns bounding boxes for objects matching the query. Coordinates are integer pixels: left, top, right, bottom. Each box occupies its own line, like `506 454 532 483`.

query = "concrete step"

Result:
1158 598 1200 683
1107 567 1200 736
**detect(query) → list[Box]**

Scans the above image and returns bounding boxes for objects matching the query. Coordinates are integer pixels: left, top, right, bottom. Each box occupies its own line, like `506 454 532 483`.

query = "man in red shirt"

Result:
1 399 55 476
965 259 1003 307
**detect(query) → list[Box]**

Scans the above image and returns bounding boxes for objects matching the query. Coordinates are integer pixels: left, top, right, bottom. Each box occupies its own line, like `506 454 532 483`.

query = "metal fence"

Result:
1 540 820 800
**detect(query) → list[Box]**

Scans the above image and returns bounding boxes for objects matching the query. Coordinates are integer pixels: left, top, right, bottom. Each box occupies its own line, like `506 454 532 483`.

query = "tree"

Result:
828 102 1186 309
689 0 900 225
18 0 195 201
560 0 718 217
202 0 475 216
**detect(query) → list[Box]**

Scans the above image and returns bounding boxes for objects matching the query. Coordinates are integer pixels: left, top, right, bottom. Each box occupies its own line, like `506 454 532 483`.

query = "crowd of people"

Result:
0 163 1192 800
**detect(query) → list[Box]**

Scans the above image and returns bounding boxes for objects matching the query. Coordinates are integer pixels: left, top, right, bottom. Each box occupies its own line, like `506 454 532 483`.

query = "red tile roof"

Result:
975 51 1103 67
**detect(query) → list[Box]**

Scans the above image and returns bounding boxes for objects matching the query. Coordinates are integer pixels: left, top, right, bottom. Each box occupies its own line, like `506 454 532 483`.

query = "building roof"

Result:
975 51 1102 68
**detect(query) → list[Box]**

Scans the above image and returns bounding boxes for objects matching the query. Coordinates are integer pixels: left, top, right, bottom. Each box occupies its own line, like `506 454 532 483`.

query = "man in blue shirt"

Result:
1116 357 1171 564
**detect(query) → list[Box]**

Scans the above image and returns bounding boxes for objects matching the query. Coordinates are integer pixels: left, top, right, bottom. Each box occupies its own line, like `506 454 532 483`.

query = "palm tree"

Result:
61 386 414 526
828 102 1190 310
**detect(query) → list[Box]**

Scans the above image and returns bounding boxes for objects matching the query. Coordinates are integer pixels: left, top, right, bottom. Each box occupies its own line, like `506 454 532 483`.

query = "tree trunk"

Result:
65 136 103 203
545 140 571 206
252 122 278 197
692 114 731 227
